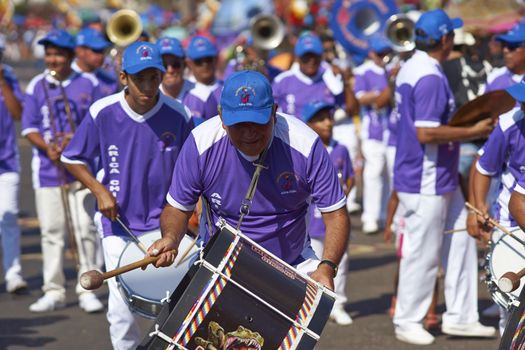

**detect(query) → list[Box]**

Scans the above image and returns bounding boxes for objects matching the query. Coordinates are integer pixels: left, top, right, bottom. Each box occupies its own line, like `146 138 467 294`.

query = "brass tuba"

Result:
384 14 415 52
106 9 143 47
250 14 285 51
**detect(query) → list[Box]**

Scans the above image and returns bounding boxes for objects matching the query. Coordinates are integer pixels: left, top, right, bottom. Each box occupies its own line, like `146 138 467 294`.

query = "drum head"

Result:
117 232 198 313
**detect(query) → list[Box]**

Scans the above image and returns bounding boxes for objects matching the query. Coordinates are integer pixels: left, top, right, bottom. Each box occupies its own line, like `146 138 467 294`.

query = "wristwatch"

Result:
318 259 338 277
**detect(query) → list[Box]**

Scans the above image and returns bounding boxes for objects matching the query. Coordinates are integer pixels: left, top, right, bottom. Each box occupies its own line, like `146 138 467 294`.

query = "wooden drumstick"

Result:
465 202 524 240
80 249 177 290
499 267 525 293
444 228 466 234
176 234 199 267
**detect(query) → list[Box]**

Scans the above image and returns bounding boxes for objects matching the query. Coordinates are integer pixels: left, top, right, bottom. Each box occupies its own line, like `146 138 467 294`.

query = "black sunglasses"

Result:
503 42 525 51
163 60 183 69
193 57 214 66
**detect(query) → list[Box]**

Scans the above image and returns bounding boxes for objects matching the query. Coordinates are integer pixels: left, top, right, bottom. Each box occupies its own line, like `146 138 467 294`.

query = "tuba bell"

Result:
384 14 415 52
106 9 143 47
250 14 285 51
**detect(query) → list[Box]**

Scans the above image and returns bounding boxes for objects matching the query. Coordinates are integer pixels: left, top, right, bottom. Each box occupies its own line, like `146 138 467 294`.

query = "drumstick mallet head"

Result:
80 270 105 290
499 272 521 293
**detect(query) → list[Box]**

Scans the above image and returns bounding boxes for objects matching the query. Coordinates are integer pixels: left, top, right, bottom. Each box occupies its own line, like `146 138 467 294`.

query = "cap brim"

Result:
451 18 463 29
125 63 166 74
303 103 334 122
296 48 323 57
222 106 273 126
496 33 525 43
38 38 74 50
188 52 217 60
505 83 525 102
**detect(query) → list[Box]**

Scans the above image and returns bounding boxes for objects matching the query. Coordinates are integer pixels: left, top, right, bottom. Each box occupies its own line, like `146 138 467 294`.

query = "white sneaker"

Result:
347 202 361 213
29 294 66 312
395 326 435 345
362 221 379 234
442 321 496 338
79 293 104 313
6 276 27 293
330 306 353 326
481 304 500 318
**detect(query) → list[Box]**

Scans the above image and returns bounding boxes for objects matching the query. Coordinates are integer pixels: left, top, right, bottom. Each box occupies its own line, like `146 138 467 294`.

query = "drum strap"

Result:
202 196 214 236
236 147 269 230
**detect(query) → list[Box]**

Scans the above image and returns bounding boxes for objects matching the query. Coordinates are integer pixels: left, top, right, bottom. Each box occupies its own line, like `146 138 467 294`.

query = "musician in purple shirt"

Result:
303 101 354 326
184 36 223 125
392 10 496 345
149 71 350 291
62 41 194 349
156 37 194 102
0 39 27 294
21 29 104 314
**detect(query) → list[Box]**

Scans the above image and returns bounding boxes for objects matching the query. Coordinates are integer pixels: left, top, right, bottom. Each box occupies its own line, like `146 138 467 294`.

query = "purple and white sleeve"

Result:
413 75 448 128
476 125 506 176
61 114 101 166
308 138 346 212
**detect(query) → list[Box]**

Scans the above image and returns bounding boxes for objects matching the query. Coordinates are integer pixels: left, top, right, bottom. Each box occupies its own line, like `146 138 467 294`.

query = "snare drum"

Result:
117 231 199 319
485 228 525 310
139 221 335 350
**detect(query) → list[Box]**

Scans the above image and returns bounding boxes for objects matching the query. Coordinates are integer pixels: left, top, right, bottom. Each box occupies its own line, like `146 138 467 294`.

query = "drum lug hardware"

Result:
513 300 521 307
149 324 182 348
161 290 171 304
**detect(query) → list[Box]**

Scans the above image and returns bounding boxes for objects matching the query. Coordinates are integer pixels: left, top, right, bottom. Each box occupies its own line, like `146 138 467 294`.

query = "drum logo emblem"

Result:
276 171 298 194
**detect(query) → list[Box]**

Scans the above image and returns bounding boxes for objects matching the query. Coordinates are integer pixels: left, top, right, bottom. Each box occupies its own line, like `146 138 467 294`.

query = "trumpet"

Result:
384 14 415 53
106 9 142 48
250 14 285 51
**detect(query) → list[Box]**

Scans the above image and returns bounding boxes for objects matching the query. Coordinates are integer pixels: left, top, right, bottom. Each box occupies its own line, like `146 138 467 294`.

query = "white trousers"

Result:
333 120 360 206
311 238 348 307
0 172 23 282
35 182 99 298
361 139 389 224
102 235 141 350
394 188 479 329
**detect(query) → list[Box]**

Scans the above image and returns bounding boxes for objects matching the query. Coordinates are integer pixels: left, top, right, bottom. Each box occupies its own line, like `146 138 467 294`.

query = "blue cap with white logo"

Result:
294 33 324 57
76 28 111 50
496 23 525 43
302 101 334 122
415 9 463 42
505 76 525 102
156 37 185 57
121 41 166 74
38 29 76 50
186 36 218 60
220 71 274 126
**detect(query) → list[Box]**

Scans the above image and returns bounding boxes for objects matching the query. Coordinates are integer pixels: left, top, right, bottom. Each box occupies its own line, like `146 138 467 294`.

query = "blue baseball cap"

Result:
496 23 525 43
302 101 334 122
156 37 184 57
220 71 274 126
38 29 75 50
505 77 525 102
186 36 217 60
76 28 111 50
415 9 463 42
121 41 166 74
369 36 392 54
294 33 324 57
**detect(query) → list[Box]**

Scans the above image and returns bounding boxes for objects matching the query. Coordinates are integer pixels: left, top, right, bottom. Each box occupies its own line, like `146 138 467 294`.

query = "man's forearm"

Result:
510 191 525 231
416 125 478 144
160 205 193 248
321 206 350 265
472 169 491 212
63 162 105 195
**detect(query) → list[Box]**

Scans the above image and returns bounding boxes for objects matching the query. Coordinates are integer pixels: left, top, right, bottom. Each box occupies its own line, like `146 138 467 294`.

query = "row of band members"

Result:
2 9 525 348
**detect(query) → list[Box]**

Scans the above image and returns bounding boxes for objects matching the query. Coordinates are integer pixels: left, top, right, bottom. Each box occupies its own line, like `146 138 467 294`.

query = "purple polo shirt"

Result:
485 66 521 93
353 60 391 142
61 91 194 237
393 51 458 195
167 113 346 264
476 107 523 228
182 82 219 125
21 70 102 188
72 61 118 97
272 66 339 119
0 65 23 175
309 140 354 239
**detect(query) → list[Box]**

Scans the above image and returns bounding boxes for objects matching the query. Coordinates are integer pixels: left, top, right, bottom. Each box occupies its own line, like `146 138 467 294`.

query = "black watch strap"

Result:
318 259 338 277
